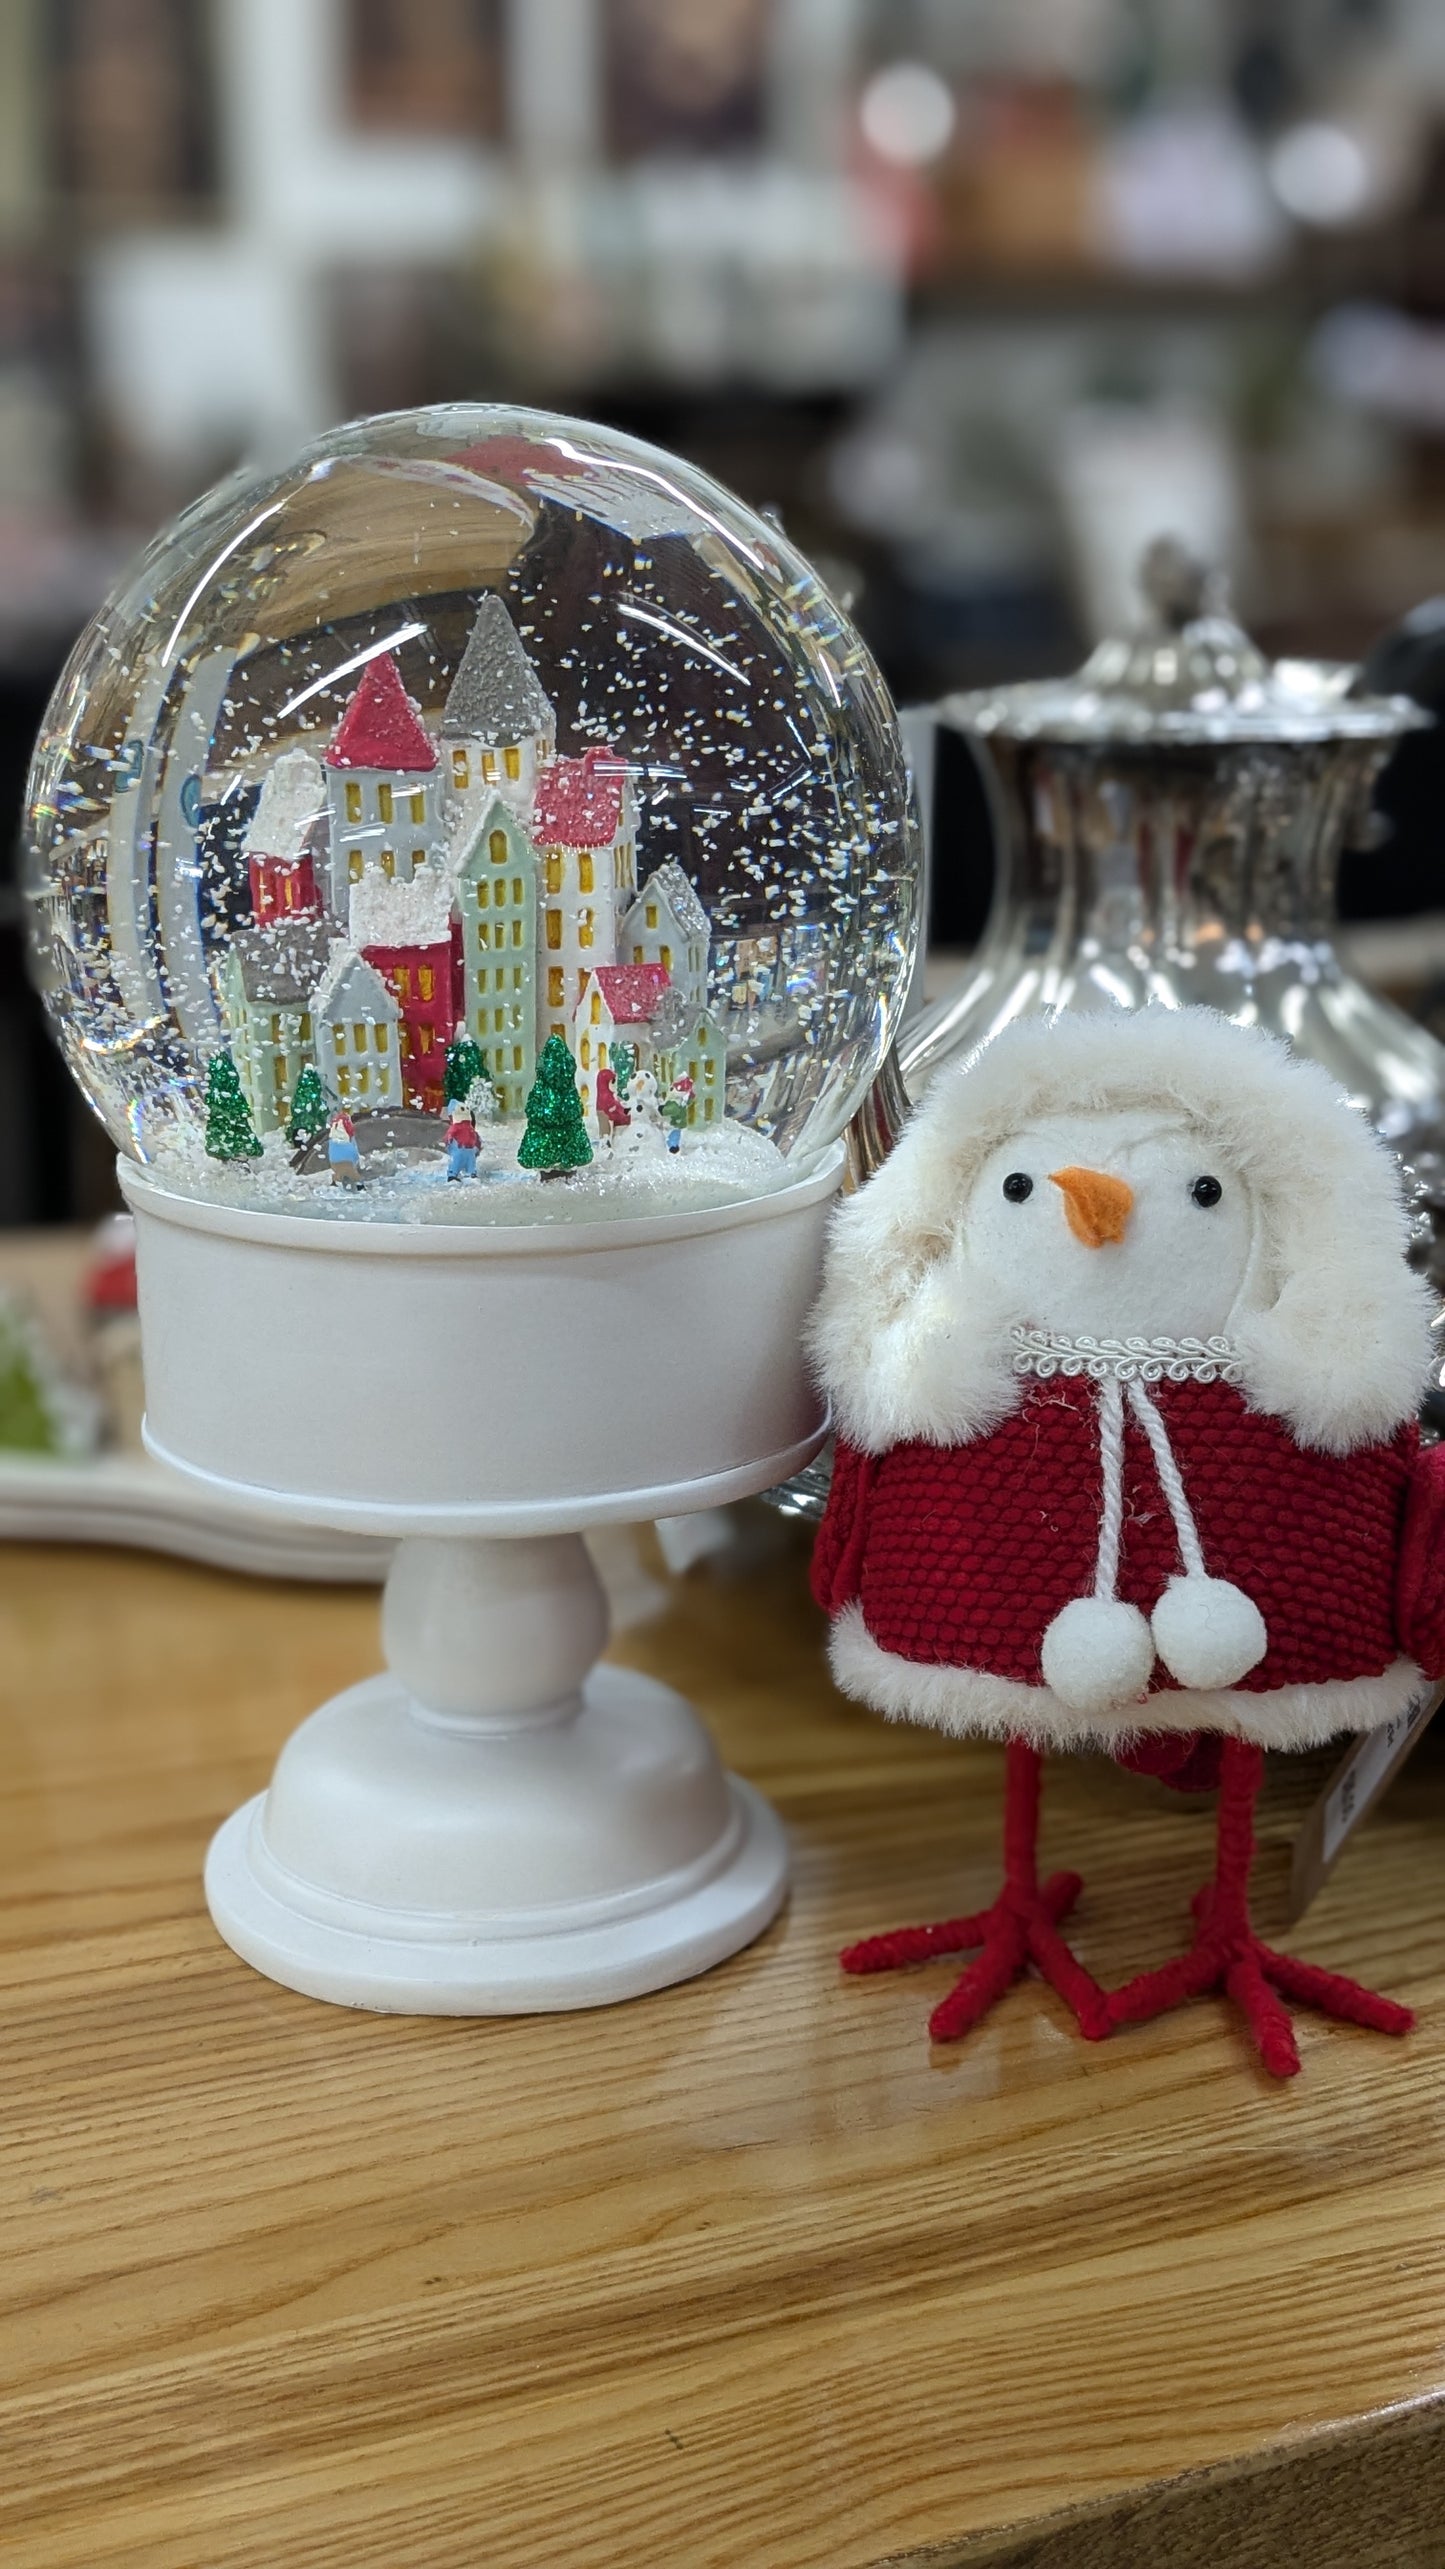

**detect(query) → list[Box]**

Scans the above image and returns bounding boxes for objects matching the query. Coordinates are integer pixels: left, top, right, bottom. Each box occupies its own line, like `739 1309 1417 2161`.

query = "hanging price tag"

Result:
1287 1680 1445 1922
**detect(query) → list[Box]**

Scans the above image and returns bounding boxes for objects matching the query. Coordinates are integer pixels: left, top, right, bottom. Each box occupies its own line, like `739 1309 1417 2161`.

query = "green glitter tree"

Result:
444 1035 487 1107
204 1053 262 1160
517 1035 592 1176
287 1062 329 1149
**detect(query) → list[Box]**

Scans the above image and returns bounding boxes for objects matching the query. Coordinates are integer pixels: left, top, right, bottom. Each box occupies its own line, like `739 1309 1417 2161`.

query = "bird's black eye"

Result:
1191 1175 1223 1207
1002 1172 1033 1203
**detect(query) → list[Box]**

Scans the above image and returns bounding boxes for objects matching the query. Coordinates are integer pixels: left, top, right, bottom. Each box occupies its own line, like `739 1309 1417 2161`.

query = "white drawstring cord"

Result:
1124 1377 1207 1580
1089 1373 1206 1597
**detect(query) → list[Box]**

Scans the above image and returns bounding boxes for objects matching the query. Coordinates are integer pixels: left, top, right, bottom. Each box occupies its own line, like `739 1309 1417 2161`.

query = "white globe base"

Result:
203 1535 789 2014
206 1666 787 2014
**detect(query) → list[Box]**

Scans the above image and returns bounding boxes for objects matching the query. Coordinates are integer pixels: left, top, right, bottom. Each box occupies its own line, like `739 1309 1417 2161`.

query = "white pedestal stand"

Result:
121 1156 840 2014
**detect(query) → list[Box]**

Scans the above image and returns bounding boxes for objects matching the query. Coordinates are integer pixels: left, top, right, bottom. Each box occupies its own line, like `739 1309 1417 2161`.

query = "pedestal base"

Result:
205 1660 788 2013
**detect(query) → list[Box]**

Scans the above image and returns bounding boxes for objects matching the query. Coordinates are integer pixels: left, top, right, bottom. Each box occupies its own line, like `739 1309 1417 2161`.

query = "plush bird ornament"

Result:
810 1008 1445 2076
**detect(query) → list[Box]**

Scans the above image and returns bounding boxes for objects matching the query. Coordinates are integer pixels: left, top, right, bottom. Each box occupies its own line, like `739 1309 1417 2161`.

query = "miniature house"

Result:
648 993 728 1126
622 862 711 1016
441 593 556 847
221 919 334 1134
324 654 444 914
569 961 670 1130
243 747 326 928
349 867 457 1112
454 794 539 1118
534 748 639 1049
312 948 403 1112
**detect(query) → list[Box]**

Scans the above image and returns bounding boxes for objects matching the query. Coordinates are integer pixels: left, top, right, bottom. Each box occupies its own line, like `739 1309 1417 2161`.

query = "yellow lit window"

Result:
512 877 522 903
661 945 672 972
614 849 624 884
452 748 469 789
378 782 393 824
419 967 435 1002
483 751 497 781
494 967 506 990
300 1013 312 1041
546 853 562 895
345 781 362 823
400 1026 413 1059
476 880 489 908
513 966 524 989
513 1045 522 1069
333 1024 347 1054
645 903 658 928
590 992 601 1024
581 1036 591 1067
410 790 425 825
374 1022 388 1050
477 921 490 950
395 967 411 998
548 967 564 1008
490 829 508 866
356 1065 369 1095
381 849 396 878
337 1065 350 1096
283 877 295 909
546 910 561 951
703 1058 715 1082
349 850 363 881
411 848 425 871
273 1056 287 1088
505 743 520 780
631 945 643 965
477 970 487 995
578 913 593 950
494 1008 506 1031
579 853 594 893
269 1012 281 1042
511 918 523 947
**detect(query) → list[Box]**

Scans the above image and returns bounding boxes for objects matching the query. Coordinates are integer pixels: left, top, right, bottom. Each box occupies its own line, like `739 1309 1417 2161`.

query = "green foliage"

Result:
517 1035 593 1174
287 1062 330 1148
0 1327 60 1453
445 1036 487 1106
610 1042 636 1094
205 1053 262 1160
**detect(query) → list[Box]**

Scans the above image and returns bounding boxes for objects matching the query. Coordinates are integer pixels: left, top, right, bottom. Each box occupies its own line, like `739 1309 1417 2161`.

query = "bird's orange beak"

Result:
1048 1165 1134 1248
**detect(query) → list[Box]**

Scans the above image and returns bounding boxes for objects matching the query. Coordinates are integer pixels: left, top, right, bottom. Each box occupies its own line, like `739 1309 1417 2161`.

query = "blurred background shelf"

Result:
11 0 1445 1221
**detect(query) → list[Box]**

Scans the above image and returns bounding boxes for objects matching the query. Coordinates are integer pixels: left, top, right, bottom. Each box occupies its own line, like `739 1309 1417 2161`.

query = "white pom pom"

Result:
1150 1573 1267 1691
1040 1595 1156 1717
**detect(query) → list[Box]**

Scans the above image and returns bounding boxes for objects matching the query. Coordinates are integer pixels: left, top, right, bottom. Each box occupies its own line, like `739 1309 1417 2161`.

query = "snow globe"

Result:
24 405 917 2012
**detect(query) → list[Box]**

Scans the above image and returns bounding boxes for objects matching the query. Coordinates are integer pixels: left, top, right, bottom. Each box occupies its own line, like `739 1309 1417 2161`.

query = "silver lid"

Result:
941 537 1428 748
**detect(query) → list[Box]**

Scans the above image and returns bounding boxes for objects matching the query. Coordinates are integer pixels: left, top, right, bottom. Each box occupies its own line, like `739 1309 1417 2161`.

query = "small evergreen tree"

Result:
517 1035 592 1176
610 1041 636 1095
287 1062 329 1149
204 1053 262 1160
445 1035 487 1107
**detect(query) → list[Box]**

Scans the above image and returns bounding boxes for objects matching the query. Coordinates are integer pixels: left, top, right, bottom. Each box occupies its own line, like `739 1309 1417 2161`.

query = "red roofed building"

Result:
323 652 444 915
569 962 670 1132
533 747 638 1048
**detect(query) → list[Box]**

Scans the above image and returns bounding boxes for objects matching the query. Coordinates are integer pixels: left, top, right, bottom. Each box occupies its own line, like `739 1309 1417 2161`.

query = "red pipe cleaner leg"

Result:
1108 1736 1413 2078
841 1739 1111 2046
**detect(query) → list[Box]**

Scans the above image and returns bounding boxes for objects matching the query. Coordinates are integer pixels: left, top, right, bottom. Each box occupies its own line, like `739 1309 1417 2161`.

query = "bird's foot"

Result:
1107 1883 1413 2078
841 1870 1112 2046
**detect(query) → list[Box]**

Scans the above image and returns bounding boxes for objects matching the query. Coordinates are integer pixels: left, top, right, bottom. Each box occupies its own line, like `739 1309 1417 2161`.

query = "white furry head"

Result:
809 1008 1433 1456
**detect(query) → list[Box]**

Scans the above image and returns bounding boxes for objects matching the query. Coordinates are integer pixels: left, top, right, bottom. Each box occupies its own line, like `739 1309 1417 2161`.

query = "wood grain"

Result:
3 1521 1445 2569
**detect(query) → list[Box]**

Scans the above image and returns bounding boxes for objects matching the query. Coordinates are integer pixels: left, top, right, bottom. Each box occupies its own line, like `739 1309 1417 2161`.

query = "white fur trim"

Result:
828 1602 1424 1752
810 1008 1433 1456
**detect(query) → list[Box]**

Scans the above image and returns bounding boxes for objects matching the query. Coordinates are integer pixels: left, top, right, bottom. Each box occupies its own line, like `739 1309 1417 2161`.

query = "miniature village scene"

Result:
166 595 787 1225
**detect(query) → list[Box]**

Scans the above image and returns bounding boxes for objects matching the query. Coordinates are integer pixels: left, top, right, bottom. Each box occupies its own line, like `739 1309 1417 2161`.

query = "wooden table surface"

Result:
4 1524 1445 2569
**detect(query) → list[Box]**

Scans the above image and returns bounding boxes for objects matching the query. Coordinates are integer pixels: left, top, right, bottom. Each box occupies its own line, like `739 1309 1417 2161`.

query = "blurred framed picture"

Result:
46 0 217 216
346 0 504 139
603 0 769 159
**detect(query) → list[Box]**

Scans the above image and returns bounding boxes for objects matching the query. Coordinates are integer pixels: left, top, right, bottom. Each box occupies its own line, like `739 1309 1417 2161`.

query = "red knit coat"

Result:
813 1376 1445 1778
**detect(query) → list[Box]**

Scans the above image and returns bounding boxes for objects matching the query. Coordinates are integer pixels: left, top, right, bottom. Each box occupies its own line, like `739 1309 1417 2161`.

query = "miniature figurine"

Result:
809 1007 1445 2077
661 1074 693 1152
327 1111 363 1189
595 1061 630 1140
444 1107 480 1182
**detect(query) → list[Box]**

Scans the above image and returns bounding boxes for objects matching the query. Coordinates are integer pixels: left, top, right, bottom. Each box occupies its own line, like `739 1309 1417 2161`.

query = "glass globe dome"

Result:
24 405 917 1226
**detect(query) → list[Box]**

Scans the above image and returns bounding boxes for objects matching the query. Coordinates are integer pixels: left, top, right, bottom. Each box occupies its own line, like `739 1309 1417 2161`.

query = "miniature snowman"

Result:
612 1067 668 1160
809 1007 1445 2077
327 1112 362 1189
660 1074 694 1153
444 1106 480 1182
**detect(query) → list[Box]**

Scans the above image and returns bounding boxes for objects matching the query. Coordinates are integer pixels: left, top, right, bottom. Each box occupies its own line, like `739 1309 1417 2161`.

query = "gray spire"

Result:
441 593 554 745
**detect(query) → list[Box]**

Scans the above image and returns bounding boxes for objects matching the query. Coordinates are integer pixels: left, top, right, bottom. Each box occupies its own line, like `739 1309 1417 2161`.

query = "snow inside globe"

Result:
24 405 918 1229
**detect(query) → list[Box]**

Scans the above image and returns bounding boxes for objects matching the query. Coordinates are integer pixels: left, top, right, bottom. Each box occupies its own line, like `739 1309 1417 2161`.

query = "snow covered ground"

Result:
148 1116 796 1229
